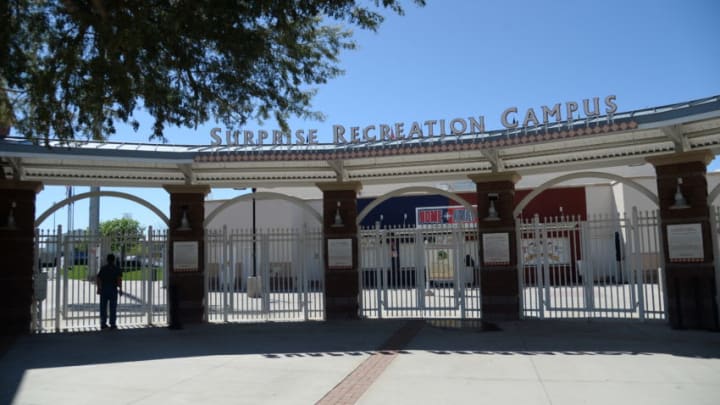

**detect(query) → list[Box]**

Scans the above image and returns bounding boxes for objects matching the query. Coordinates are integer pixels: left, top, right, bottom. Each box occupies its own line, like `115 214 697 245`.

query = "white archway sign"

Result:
204 191 322 227
357 186 478 224
35 190 169 228
513 171 659 218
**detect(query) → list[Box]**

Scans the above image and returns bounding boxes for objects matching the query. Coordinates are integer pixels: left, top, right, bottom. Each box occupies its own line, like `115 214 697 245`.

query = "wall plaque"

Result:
482 232 510 265
328 238 353 269
667 223 704 262
173 241 199 272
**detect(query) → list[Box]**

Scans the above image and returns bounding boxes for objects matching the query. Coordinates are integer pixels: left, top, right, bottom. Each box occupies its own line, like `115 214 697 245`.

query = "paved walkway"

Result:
1 319 719 405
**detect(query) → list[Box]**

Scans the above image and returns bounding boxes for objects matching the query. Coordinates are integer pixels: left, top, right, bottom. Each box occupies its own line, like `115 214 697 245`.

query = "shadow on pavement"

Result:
1 319 719 404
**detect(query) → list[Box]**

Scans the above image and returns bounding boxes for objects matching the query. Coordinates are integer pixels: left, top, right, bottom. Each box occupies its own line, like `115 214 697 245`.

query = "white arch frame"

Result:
35 190 169 228
204 191 322 227
513 171 659 218
357 186 478 224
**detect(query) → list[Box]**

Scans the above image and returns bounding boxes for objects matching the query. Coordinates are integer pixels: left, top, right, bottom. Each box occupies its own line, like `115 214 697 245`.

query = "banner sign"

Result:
416 205 476 226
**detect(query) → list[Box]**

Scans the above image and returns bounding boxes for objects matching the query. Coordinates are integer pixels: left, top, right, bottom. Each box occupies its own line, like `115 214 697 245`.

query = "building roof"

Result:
2 95 719 188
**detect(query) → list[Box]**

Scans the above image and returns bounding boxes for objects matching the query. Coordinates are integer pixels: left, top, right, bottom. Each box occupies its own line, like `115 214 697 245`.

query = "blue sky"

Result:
35 0 720 230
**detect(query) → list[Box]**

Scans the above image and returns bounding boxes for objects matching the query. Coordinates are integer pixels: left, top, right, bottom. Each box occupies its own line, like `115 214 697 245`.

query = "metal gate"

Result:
518 208 666 320
205 226 325 322
359 224 481 319
32 226 169 333
710 206 720 323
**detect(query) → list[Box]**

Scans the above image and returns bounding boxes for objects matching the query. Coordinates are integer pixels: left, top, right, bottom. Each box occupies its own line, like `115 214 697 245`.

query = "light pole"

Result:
252 187 257 277
424 239 434 296
247 187 261 298
233 187 262 297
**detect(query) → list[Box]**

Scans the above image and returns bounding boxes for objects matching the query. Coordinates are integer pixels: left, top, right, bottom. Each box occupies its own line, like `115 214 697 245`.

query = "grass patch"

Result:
65 265 164 281
123 268 164 281
66 266 91 280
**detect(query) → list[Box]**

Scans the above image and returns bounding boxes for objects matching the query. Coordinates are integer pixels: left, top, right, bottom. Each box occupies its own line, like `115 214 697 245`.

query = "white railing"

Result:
358 223 481 319
517 209 666 320
32 227 169 333
205 226 324 323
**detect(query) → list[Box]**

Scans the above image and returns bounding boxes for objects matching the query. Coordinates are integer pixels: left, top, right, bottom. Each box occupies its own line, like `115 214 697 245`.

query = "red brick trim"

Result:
316 321 424 404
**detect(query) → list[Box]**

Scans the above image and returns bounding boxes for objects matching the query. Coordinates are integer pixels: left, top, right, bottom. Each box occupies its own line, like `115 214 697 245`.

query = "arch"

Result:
204 191 322 227
35 190 169 228
513 171 659 218
357 186 477 224
709 183 720 205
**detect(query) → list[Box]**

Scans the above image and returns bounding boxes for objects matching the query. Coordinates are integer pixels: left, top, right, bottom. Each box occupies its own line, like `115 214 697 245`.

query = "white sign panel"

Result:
328 238 353 269
173 241 199 272
522 238 571 265
667 223 704 262
482 233 510 265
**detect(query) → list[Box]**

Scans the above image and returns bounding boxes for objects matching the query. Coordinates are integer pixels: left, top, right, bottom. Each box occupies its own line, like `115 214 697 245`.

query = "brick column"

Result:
163 185 211 325
0 180 43 335
469 172 521 321
316 181 362 320
647 151 718 330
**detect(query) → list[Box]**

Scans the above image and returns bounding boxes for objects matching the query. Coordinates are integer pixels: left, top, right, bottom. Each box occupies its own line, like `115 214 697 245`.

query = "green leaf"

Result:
3 0 424 143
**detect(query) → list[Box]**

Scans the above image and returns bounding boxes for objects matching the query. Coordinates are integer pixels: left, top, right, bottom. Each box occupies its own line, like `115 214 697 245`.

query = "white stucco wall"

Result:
585 184 615 217
204 197 324 284
708 172 720 205
618 177 658 214
205 198 322 230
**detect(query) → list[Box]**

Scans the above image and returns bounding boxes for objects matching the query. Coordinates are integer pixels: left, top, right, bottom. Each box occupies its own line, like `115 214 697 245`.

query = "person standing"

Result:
96 253 123 330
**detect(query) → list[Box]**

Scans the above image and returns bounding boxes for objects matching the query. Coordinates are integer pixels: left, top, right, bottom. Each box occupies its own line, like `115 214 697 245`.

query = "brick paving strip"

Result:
316 320 425 405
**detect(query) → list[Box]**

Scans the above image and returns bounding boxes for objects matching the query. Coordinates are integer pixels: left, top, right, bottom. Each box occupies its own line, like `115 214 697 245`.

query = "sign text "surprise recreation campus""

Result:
210 95 618 147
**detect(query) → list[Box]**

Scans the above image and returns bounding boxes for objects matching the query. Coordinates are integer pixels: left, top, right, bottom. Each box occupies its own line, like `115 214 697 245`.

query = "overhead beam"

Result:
9 157 23 180
178 163 195 185
480 148 504 172
662 125 690 153
327 159 348 181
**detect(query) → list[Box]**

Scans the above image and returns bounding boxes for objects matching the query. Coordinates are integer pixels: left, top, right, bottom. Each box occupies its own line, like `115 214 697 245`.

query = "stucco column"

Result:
316 181 362 320
647 151 718 330
0 180 44 335
163 185 211 325
469 172 521 321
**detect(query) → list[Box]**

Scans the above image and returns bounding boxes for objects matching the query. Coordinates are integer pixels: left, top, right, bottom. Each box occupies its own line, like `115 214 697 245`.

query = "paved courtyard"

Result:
1 319 719 404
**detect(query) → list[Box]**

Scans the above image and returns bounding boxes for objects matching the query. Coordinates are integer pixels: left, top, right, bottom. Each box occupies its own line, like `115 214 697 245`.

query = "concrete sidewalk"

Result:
1 319 719 405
